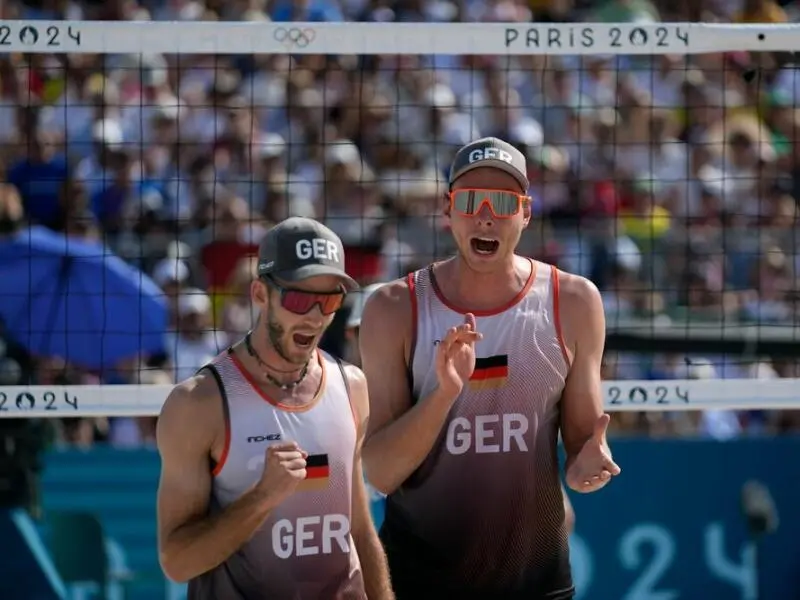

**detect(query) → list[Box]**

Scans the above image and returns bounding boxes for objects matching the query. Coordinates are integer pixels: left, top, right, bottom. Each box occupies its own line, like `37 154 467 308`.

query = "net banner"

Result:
0 21 797 54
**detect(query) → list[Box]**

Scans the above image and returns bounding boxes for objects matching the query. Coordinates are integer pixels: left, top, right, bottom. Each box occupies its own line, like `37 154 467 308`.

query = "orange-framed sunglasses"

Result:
449 188 529 219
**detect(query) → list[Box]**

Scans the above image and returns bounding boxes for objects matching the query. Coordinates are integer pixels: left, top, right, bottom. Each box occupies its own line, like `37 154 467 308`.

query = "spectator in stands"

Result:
0 179 24 237
220 256 260 340
0 0 797 449
734 0 788 22
7 113 69 229
165 289 227 383
152 257 192 326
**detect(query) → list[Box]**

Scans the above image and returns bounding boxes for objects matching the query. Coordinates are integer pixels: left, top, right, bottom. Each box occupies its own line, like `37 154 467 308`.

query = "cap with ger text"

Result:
448 137 529 191
257 217 359 291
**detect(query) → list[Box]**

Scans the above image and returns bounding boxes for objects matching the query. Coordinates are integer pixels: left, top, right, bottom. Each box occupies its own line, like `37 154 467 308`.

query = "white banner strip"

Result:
0 379 796 418
0 21 795 55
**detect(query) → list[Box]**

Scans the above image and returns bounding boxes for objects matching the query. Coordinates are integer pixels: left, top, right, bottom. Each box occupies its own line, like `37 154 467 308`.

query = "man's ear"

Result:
522 196 532 227
251 278 269 309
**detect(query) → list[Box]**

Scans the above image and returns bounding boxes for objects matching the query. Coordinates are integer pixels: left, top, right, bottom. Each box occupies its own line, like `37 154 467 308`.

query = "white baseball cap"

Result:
152 258 189 287
92 118 123 148
177 288 211 317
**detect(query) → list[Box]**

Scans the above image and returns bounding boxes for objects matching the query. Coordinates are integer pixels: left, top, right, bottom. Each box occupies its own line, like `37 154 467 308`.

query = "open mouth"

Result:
470 237 500 256
292 332 316 348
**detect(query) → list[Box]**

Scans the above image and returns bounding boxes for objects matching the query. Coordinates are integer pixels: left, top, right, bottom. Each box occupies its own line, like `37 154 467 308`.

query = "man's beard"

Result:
266 310 309 366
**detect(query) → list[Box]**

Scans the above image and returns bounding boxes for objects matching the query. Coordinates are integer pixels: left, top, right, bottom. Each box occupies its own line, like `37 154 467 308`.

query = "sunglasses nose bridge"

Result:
302 296 335 318
475 196 496 220
306 301 325 316
310 294 342 317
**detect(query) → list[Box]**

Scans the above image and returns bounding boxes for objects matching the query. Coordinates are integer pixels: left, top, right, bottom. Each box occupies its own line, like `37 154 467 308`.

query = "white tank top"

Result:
380 259 574 595
411 259 569 405
187 348 366 600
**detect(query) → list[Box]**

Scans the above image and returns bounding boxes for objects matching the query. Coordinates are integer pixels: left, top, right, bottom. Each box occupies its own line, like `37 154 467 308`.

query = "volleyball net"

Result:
0 20 798 420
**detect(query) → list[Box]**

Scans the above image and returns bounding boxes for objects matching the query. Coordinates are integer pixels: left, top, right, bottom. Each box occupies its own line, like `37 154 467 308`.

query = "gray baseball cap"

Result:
448 137 529 191
257 217 359 291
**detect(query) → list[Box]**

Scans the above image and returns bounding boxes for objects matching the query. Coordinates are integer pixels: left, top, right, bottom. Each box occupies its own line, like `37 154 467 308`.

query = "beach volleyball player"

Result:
360 138 619 599
156 218 393 599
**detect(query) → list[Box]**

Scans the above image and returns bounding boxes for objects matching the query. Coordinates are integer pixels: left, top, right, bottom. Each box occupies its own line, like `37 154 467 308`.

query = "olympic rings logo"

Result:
273 27 316 49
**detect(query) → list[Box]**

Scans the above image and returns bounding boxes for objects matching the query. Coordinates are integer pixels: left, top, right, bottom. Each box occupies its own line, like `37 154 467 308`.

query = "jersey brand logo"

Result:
247 433 282 443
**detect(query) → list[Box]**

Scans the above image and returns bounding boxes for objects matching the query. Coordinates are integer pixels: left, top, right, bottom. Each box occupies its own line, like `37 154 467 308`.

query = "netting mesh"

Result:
0 18 798 438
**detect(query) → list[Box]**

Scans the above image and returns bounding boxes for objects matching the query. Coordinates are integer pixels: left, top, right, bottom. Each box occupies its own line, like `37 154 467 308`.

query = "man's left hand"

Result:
565 414 621 493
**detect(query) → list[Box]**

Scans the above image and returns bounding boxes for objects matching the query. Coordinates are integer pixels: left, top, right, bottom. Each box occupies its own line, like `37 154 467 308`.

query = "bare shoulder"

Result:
340 362 369 432
556 270 603 314
361 276 413 327
554 270 605 357
341 362 368 393
359 276 417 429
157 371 225 454
360 276 414 362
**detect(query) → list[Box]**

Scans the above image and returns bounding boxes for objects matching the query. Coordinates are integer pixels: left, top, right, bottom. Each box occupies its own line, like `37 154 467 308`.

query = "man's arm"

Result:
557 273 618 492
345 364 394 600
156 374 281 582
563 485 575 534
359 280 457 495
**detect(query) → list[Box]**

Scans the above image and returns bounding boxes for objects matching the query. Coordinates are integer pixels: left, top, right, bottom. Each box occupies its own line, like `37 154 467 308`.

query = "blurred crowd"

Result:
0 0 798 446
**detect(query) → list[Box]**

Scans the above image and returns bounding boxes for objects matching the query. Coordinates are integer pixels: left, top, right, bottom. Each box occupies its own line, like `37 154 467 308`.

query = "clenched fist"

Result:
255 441 308 506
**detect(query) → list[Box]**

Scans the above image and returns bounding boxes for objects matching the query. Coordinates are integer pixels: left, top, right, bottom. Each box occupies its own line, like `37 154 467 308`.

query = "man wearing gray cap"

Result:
360 138 619 599
156 217 393 599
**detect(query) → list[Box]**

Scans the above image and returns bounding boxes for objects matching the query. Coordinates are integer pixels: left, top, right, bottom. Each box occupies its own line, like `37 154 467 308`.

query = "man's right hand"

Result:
256 442 308 505
435 313 482 400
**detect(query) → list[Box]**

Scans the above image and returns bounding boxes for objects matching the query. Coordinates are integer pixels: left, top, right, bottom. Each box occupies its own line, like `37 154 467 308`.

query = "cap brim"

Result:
450 160 529 191
276 264 360 292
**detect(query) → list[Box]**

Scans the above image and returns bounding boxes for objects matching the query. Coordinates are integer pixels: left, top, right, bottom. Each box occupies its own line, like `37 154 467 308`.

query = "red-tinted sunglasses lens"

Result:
281 290 346 316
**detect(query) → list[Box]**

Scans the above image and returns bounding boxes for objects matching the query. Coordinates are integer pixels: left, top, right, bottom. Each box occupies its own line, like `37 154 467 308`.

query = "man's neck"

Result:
435 254 532 312
246 330 307 380
238 332 322 404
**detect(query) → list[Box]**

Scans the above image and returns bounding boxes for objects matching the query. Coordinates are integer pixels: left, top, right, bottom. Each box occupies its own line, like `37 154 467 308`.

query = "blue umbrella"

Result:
0 226 167 370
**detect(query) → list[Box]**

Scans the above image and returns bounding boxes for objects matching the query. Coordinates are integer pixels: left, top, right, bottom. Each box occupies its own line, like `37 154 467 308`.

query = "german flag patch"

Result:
469 355 509 390
298 454 330 492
